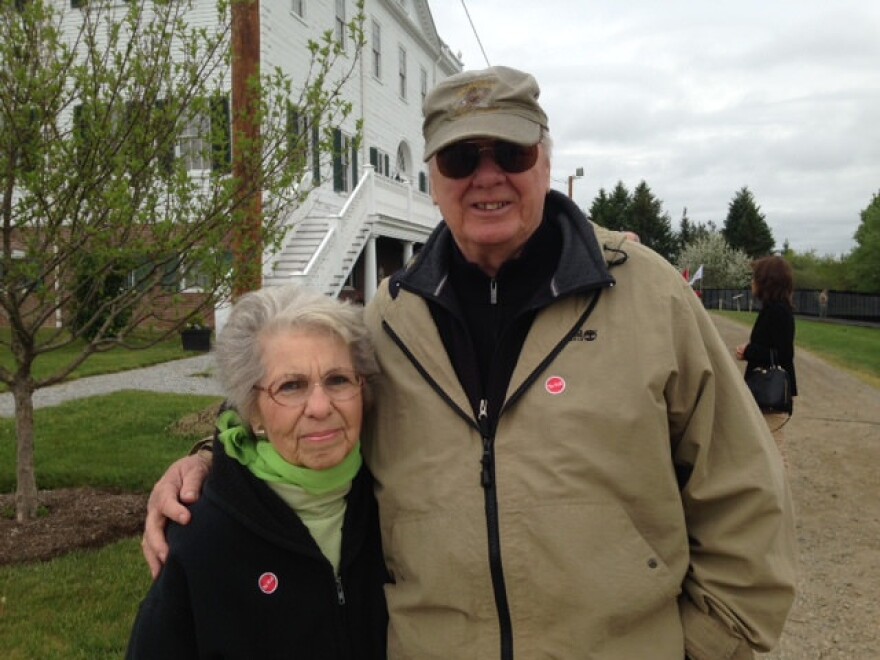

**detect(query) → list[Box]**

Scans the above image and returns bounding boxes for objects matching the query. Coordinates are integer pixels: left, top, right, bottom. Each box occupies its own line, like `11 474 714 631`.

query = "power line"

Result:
459 0 491 67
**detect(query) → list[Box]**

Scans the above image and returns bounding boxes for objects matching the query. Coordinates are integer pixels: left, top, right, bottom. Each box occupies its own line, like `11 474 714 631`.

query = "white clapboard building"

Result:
253 0 461 301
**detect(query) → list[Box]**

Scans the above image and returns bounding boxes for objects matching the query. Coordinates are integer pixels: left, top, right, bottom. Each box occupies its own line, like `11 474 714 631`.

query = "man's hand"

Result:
141 453 211 579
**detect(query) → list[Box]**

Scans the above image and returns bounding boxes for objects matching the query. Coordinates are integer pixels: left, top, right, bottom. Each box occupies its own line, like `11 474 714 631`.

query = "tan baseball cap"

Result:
422 66 549 161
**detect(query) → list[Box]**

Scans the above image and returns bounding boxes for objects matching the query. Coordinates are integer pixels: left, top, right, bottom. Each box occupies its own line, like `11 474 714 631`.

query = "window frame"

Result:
398 46 407 99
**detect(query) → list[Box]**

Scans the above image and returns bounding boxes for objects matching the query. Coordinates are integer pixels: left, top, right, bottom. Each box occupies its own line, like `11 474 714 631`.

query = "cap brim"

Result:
423 114 543 161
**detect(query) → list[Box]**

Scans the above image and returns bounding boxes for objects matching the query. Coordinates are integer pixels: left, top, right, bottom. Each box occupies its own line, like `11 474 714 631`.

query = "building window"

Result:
177 96 230 173
333 128 358 193
371 20 381 79
369 146 392 177
291 0 304 17
420 66 428 104
335 0 346 48
286 103 309 172
396 143 407 178
398 46 407 99
177 113 211 172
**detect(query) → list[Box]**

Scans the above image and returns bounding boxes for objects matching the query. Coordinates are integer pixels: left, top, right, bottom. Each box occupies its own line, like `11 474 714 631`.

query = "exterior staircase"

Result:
263 173 375 298
261 165 441 299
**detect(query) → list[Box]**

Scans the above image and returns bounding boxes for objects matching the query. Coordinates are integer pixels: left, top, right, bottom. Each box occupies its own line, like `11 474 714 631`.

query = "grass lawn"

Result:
0 391 222 658
0 538 149 659
0 329 199 392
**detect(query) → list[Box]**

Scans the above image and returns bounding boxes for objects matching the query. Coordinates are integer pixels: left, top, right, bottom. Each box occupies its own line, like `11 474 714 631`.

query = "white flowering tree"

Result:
677 232 752 289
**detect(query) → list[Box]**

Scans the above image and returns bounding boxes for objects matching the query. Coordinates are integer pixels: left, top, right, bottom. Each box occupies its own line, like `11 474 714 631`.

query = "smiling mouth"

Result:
474 201 509 211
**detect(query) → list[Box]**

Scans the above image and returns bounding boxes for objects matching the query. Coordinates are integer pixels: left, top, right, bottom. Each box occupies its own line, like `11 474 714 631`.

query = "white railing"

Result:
263 165 442 295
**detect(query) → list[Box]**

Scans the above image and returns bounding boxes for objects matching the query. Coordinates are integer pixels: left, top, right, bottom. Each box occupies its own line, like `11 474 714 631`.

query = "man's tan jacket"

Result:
364 207 796 659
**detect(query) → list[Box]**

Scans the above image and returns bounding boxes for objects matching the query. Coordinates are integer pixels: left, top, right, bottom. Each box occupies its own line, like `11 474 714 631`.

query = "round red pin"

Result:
258 572 279 595
545 376 566 395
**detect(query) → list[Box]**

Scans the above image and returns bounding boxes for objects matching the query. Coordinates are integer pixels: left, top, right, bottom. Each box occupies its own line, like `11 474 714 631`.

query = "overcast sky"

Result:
426 0 880 256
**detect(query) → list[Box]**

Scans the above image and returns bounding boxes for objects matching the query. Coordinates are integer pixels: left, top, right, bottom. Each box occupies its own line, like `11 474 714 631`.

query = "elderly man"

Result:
144 66 796 659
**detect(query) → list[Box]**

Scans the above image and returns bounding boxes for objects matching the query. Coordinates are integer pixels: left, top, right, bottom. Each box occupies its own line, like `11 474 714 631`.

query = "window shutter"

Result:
311 124 321 184
210 95 231 173
351 141 358 187
155 100 174 176
286 103 307 171
332 128 344 192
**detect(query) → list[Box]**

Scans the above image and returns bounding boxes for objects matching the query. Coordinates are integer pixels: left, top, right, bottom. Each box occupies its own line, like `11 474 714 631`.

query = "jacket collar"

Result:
390 190 616 304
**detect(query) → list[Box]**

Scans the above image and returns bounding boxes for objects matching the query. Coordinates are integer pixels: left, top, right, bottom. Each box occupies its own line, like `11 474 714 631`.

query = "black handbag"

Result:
745 352 791 412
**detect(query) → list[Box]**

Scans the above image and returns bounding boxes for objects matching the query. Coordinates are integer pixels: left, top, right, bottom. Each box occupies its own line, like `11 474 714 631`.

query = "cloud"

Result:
427 0 880 255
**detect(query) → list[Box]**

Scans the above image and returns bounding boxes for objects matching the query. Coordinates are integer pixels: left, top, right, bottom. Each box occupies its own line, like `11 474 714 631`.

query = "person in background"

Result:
143 66 796 659
737 255 798 457
127 284 387 659
818 288 829 318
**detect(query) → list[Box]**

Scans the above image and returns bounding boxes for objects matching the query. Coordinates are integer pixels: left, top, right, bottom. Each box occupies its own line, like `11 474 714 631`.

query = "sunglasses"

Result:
435 140 540 179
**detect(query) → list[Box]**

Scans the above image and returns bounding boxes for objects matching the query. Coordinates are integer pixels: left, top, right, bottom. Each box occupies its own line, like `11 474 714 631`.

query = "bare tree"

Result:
0 0 364 520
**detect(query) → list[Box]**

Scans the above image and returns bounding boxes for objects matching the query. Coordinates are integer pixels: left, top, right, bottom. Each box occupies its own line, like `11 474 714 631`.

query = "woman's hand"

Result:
735 343 748 361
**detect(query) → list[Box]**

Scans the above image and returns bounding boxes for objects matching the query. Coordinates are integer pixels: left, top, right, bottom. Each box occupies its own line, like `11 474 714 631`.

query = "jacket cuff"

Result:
681 598 754 660
188 435 214 457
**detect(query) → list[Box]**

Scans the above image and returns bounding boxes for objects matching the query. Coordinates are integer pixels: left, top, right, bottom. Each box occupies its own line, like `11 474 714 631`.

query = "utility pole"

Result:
231 0 262 297
568 166 584 199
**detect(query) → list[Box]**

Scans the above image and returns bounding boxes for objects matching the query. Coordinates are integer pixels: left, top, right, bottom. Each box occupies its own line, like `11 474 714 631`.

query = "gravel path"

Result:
0 354 223 417
711 317 880 660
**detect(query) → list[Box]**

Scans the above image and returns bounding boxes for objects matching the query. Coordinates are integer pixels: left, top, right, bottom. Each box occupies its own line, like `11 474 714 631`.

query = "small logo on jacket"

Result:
570 329 597 342
258 572 279 595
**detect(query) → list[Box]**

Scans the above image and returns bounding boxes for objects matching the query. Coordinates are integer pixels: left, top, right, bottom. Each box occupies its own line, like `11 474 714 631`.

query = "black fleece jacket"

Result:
744 301 798 414
126 443 388 659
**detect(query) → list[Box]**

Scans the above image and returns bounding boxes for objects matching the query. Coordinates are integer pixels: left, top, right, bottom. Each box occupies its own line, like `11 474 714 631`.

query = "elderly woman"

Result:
127 284 388 659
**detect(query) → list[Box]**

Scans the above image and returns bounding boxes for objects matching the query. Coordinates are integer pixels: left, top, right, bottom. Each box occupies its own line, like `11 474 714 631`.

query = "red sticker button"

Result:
258 572 279 595
545 376 566 395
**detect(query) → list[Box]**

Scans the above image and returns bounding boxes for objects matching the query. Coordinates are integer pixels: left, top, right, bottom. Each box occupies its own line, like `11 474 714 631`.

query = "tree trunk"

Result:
13 379 38 522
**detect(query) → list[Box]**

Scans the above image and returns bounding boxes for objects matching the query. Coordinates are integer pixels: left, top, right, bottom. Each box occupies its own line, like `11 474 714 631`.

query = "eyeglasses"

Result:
435 140 540 179
254 370 363 407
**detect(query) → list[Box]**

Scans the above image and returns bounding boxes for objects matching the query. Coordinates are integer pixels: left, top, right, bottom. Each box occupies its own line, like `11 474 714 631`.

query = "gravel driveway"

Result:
0 353 223 418
712 316 880 659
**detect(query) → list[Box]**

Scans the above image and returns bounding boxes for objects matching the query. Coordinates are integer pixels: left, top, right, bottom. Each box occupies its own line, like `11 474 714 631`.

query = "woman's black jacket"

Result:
126 442 388 659
744 301 798 414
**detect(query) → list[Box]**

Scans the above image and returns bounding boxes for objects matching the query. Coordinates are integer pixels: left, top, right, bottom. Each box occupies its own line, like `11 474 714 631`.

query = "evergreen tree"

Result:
589 182 630 230
588 188 612 226
678 207 696 249
628 181 678 262
849 190 880 293
722 186 775 258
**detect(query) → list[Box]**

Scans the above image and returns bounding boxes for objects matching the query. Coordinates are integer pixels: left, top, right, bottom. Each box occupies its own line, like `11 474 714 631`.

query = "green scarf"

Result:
216 410 362 495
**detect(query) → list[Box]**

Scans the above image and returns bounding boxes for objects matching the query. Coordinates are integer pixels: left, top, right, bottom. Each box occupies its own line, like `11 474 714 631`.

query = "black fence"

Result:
699 289 880 322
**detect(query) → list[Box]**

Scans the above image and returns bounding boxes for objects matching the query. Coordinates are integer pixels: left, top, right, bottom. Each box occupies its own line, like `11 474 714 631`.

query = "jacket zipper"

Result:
383 292 602 660
479 399 514 660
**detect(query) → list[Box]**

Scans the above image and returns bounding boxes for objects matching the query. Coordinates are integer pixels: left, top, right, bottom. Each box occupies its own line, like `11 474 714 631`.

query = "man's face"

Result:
429 139 551 275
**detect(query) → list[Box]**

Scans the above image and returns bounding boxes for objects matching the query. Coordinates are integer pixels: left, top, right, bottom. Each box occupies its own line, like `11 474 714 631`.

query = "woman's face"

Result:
252 329 363 470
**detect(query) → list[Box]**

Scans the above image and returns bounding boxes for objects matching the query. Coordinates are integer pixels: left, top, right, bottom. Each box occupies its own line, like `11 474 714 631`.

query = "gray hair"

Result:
214 284 379 425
